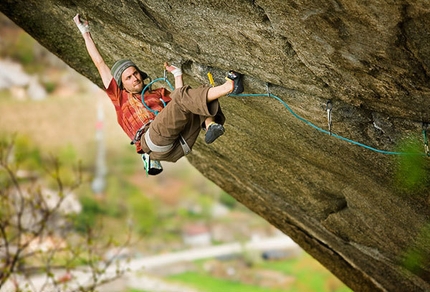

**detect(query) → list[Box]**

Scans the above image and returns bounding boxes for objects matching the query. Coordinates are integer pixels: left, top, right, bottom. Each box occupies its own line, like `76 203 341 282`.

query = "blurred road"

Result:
128 235 298 271
2 235 299 292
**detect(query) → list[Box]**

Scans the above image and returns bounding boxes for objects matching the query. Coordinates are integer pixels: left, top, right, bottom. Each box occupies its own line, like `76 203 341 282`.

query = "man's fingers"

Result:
164 62 174 72
74 14 90 34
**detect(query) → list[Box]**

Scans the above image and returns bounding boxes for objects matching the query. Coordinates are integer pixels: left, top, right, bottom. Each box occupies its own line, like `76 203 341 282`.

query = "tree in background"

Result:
0 137 131 291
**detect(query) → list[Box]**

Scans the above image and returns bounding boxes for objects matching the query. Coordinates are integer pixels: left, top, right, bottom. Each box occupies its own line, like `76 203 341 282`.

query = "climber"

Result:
73 14 244 175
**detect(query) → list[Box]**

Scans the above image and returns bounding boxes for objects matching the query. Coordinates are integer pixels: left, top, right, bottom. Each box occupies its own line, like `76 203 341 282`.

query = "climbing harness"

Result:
144 129 174 152
130 120 152 145
228 83 428 157
179 135 191 155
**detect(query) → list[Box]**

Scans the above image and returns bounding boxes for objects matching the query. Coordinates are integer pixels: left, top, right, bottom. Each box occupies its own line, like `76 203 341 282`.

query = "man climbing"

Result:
73 14 244 175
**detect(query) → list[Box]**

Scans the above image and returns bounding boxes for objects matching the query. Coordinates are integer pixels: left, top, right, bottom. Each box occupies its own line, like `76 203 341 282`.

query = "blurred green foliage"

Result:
0 30 42 72
402 223 430 275
219 191 237 209
394 136 430 194
11 33 35 66
128 192 157 235
42 80 57 94
73 176 159 235
7 135 43 171
167 253 352 292
73 195 103 233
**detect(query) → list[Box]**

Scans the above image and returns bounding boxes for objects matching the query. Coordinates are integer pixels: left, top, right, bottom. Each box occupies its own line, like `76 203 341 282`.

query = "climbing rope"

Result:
141 71 174 113
230 91 429 157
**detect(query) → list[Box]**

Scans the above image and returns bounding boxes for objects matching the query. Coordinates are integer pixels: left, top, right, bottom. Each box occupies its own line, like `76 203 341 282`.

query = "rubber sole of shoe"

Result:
205 124 225 144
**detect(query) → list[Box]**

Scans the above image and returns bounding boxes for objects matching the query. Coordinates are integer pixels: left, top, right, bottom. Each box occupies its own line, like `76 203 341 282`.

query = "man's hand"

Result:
164 62 183 89
73 14 90 34
164 62 182 77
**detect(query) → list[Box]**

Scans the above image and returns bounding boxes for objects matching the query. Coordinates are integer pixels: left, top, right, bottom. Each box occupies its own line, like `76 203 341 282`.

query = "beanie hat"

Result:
111 59 136 87
111 59 149 88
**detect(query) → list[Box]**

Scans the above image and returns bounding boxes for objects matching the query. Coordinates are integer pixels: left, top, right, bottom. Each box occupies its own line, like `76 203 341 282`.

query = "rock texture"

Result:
1 1 429 291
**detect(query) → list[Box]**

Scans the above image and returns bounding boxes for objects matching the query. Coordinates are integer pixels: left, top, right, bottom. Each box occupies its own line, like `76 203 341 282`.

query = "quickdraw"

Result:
326 100 333 136
422 123 429 156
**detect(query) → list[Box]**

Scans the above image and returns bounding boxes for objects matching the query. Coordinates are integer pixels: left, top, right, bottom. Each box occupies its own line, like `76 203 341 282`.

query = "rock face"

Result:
1 1 429 290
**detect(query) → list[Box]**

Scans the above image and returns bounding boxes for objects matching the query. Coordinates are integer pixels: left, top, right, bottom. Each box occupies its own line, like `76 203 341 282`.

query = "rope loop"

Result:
140 76 174 116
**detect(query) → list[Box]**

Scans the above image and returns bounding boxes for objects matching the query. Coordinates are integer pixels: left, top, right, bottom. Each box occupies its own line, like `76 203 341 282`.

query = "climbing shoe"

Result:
141 153 163 176
205 123 225 144
227 70 244 94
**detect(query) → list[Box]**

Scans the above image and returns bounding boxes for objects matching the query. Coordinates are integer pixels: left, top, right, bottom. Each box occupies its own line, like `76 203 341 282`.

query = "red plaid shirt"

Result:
105 79 172 153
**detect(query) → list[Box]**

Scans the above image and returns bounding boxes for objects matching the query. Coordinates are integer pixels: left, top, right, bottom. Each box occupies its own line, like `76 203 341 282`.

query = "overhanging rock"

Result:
1 1 429 291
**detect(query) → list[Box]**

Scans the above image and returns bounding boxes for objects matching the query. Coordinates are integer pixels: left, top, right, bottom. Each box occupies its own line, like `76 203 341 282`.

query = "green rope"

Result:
230 92 428 157
141 77 174 115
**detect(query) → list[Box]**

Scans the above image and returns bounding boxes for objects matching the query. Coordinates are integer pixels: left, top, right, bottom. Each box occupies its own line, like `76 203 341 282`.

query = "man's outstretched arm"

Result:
73 14 112 89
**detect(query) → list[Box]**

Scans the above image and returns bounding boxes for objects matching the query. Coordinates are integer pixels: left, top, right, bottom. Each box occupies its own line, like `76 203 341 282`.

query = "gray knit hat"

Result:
111 59 136 87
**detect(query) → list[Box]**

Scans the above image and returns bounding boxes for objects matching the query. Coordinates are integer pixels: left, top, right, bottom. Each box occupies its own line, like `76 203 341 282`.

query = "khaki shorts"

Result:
140 85 225 162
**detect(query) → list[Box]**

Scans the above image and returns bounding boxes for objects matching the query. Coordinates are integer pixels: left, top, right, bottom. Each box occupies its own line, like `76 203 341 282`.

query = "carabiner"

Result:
422 123 429 156
326 100 333 135
266 82 271 97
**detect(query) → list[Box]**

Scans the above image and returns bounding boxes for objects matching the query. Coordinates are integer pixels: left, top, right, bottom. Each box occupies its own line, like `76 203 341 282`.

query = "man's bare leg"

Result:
207 70 244 102
207 80 233 102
